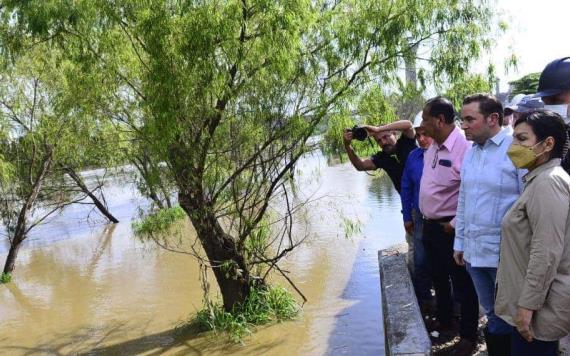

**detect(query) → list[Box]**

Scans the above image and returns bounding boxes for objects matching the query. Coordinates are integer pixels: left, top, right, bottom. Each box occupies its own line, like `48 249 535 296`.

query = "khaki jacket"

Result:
495 159 570 341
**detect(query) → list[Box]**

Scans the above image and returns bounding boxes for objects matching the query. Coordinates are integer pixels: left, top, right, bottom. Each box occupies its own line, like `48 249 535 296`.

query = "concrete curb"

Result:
379 250 431 355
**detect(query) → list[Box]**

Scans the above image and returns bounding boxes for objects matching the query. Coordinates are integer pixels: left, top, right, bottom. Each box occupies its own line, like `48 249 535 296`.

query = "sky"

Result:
488 0 570 91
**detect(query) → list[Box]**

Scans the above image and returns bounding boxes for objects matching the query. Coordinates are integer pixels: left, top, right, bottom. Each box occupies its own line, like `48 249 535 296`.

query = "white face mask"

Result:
544 104 569 119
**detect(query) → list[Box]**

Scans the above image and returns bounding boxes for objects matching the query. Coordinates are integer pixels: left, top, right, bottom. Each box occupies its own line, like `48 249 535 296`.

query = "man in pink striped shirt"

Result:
419 96 479 355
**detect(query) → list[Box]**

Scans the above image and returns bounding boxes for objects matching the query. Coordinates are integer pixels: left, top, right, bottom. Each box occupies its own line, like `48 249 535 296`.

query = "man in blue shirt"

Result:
454 94 524 356
401 113 433 307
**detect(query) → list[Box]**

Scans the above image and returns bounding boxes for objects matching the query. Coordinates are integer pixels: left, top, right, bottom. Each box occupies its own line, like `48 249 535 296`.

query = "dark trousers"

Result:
422 218 479 341
511 329 558 356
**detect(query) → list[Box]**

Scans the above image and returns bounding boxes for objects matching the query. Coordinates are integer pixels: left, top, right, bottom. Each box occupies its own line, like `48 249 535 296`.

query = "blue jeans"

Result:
465 263 511 335
412 209 431 301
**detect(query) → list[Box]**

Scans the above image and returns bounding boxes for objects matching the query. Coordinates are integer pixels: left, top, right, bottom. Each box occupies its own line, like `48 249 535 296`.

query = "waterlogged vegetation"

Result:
132 206 187 237
0 0 505 346
184 285 300 343
342 217 363 239
0 272 11 284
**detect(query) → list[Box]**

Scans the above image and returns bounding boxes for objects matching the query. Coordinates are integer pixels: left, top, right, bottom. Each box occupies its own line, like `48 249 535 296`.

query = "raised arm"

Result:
363 120 415 139
343 130 377 171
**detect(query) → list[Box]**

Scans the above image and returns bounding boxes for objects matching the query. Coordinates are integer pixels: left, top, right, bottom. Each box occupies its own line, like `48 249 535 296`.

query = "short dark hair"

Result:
462 93 504 126
424 96 456 124
514 109 567 159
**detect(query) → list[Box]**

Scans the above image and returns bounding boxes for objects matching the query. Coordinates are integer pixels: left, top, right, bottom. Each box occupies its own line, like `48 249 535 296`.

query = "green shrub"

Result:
1 272 12 284
184 285 300 343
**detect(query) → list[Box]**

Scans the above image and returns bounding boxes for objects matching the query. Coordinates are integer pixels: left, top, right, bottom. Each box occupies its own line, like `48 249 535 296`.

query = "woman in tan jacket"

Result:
496 110 570 356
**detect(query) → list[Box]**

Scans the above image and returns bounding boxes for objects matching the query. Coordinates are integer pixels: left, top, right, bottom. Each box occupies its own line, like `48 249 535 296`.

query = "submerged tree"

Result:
4 0 499 309
0 45 122 277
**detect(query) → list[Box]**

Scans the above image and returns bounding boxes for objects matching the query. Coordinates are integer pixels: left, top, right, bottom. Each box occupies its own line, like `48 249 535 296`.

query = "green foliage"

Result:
132 206 186 237
2 0 503 310
444 74 494 109
0 272 12 284
187 285 299 343
342 217 362 239
509 72 541 96
322 88 396 158
388 84 426 122
358 88 399 126
244 219 270 259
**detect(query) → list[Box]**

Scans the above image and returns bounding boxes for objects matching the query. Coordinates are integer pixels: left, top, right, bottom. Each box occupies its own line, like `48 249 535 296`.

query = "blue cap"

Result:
508 95 544 113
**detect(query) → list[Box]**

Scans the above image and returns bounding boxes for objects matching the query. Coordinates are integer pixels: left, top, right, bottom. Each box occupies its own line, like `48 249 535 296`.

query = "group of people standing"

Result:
343 57 570 356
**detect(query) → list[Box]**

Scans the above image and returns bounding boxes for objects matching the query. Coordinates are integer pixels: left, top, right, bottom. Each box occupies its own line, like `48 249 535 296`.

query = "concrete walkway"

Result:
381 243 570 356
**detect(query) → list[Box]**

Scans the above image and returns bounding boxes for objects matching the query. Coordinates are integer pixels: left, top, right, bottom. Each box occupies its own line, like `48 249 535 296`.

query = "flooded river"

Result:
0 151 405 355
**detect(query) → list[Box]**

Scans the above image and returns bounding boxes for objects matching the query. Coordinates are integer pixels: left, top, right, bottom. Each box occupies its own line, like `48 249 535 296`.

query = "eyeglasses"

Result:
431 148 439 169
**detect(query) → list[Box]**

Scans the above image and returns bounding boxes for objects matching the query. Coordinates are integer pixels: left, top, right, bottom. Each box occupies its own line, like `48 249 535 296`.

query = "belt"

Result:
422 215 454 223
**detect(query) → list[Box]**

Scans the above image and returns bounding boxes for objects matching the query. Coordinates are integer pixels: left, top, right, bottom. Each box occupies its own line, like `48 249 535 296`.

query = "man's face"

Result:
542 91 570 105
415 127 433 149
421 109 441 138
460 102 494 144
503 113 513 126
373 131 397 153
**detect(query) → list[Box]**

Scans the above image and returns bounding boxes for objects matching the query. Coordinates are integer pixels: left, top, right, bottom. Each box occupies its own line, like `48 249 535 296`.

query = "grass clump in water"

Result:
132 206 186 237
184 285 300 343
1 272 12 284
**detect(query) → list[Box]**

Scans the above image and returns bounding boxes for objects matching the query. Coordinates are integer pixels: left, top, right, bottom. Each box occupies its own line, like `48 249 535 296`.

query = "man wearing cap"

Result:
420 96 479 355
503 94 544 138
534 57 570 174
503 94 525 134
454 94 525 355
401 112 434 308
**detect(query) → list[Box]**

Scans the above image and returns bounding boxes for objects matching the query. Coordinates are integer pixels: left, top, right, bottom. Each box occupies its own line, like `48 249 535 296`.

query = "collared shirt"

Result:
495 159 570 341
453 129 525 268
371 135 417 194
502 125 514 136
419 126 471 224
401 147 425 222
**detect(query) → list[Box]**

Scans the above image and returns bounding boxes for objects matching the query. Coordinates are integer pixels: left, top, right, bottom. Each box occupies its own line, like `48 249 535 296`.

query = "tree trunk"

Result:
179 192 251 311
159 184 172 209
65 167 119 223
4 151 54 276
2 233 23 275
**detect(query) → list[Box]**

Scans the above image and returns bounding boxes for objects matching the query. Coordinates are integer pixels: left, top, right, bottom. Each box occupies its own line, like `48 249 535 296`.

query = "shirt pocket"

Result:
435 165 457 187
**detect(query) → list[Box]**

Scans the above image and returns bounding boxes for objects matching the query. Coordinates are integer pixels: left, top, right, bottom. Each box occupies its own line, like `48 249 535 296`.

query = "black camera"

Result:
347 125 368 141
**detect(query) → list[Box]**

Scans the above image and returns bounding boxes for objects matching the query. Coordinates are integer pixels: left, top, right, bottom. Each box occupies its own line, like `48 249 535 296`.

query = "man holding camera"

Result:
343 119 417 271
342 119 416 193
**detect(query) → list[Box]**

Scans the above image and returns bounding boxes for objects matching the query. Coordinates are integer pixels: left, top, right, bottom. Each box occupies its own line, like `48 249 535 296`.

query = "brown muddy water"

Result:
0 151 405 355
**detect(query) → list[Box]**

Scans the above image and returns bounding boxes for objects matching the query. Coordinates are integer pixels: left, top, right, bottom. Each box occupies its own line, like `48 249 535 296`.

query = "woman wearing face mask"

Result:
495 110 570 356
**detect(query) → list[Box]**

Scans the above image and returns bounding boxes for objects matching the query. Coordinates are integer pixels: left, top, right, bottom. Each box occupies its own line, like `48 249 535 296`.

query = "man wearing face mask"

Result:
534 57 570 174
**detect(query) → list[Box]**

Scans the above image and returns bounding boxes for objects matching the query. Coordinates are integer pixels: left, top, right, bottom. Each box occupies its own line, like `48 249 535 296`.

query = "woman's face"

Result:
512 122 537 147
512 122 553 169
